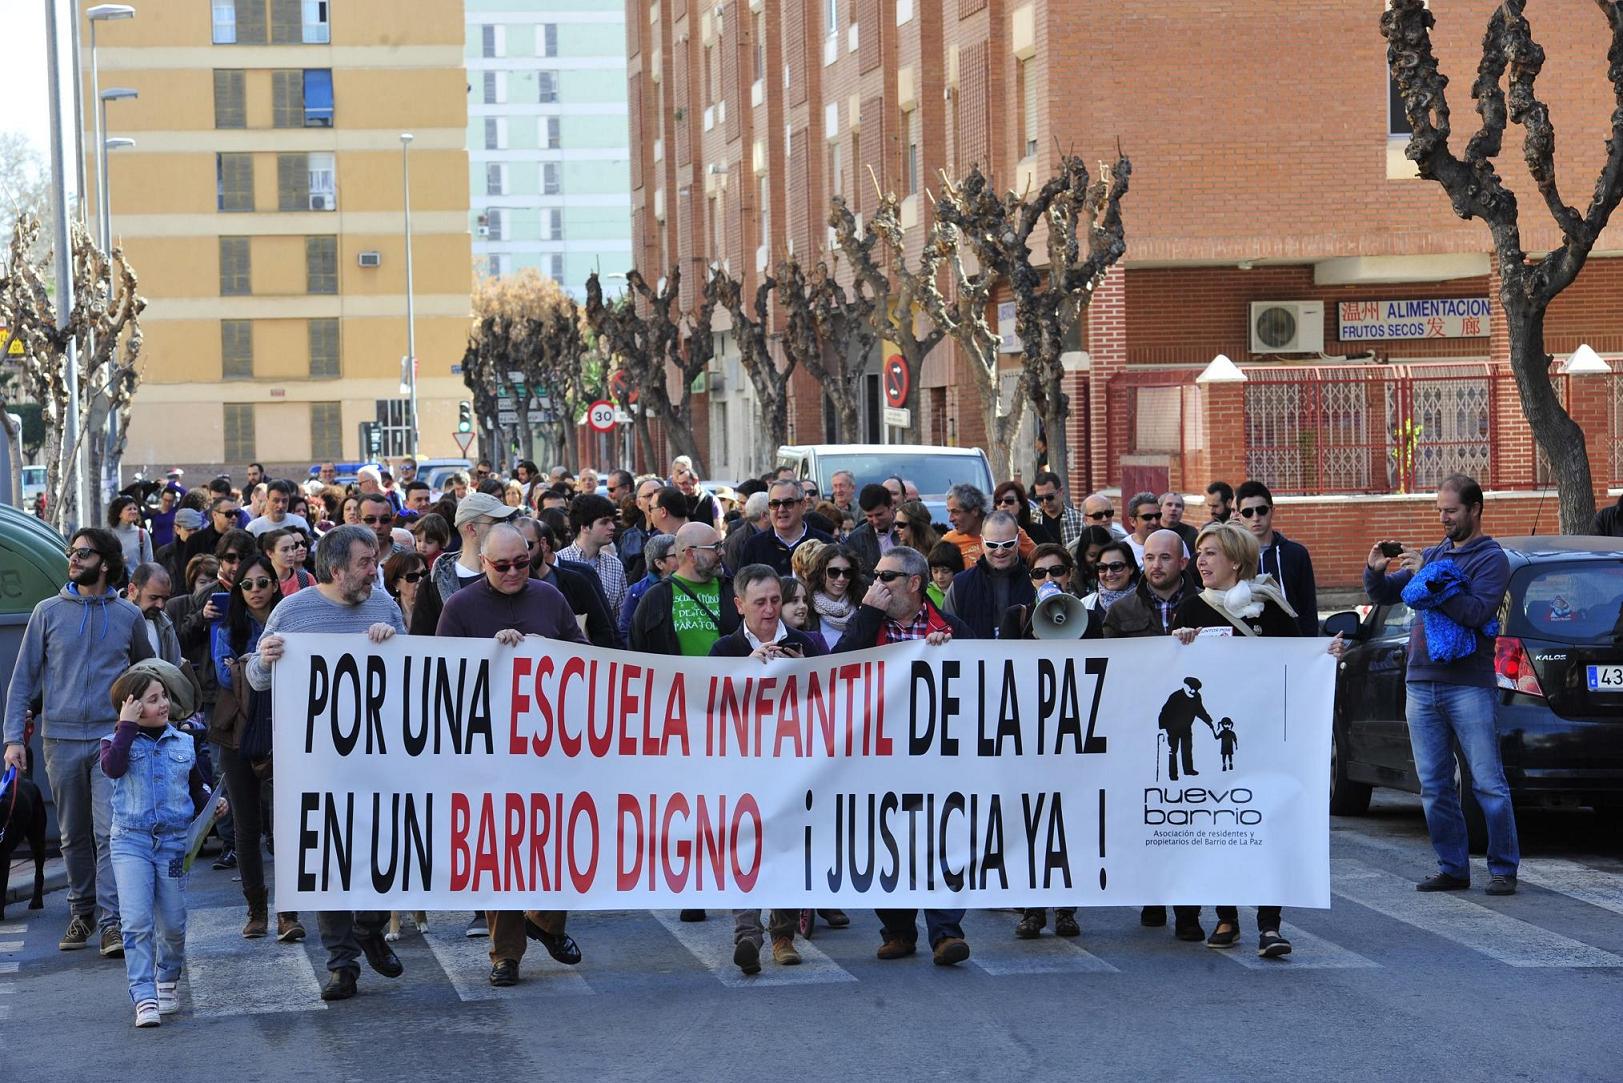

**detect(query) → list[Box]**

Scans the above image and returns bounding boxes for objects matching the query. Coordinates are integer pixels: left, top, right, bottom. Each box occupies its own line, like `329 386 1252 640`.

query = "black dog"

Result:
0 770 48 919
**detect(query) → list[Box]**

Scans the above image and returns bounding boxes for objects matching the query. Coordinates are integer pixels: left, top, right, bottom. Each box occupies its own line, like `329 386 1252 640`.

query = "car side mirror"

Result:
1322 611 1364 639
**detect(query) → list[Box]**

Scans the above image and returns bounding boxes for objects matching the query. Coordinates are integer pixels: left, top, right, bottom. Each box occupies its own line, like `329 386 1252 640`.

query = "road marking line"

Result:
651 910 858 988
957 910 1119 975
0 962 17 975
420 912 592 1002
1516 859 1623 919
0 941 21 953
1331 858 1623 967
1210 909 1380 970
184 906 327 1016
0 925 25 935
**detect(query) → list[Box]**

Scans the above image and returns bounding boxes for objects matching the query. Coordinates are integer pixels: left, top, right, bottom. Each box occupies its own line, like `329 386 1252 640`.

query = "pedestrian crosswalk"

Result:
164 852 1623 1018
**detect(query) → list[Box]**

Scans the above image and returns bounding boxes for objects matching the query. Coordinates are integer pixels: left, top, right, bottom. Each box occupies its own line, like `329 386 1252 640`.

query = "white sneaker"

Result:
157 981 179 1015
135 1000 161 1028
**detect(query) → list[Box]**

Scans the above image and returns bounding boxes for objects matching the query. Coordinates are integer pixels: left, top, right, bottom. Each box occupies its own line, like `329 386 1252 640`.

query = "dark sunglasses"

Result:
824 566 852 579
1030 566 1069 580
281 540 309 550
1096 561 1130 573
997 496 1021 506
484 558 527 573
400 571 425 583
1239 505 1272 519
1136 511 1163 521
874 570 912 583
362 515 393 525
240 577 275 591
1087 510 1115 521
1035 492 1060 503
68 546 101 561
768 498 802 510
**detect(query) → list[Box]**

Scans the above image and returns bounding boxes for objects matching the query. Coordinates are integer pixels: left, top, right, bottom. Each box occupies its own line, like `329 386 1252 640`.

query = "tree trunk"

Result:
662 399 705 474
1039 370 1070 488
1506 303 1595 533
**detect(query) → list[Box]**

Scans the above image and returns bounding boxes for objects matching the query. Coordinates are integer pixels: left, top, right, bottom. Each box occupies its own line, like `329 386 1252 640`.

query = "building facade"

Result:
86 0 473 475
466 0 633 298
628 0 1623 582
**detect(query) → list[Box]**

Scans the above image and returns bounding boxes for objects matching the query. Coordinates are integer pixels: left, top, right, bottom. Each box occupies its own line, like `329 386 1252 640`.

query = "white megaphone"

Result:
1030 581 1090 639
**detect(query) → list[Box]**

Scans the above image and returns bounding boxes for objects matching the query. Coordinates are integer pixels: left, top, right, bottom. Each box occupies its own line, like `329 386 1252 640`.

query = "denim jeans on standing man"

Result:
876 908 965 947
1405 681 1520 879
43 736 120 931
110 831 187 1006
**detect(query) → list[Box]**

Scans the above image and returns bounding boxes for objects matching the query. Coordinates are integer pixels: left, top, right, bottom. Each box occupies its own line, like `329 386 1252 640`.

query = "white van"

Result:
775 444 994 524
20 465 47 508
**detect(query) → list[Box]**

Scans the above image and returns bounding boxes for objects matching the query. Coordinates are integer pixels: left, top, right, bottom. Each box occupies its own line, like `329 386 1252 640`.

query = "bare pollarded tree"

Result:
1383 0 1623 532
936 152 1130 487
0 215 144 531
714 268 797 463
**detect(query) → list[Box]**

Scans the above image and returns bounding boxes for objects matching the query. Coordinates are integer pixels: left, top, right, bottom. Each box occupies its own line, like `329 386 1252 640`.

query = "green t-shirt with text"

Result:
670 575 723 657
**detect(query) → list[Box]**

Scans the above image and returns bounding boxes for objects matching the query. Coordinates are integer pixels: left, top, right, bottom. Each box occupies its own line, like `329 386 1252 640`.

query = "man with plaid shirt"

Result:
558 493 628 615
1028 471 1086 550
834 545 974 967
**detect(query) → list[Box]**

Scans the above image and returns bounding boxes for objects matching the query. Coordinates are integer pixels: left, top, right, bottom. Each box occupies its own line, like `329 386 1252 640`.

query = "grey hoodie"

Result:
4 584 156 744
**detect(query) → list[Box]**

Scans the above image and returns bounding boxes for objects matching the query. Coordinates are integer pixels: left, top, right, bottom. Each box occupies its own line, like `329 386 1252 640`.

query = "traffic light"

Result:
458 401 473 433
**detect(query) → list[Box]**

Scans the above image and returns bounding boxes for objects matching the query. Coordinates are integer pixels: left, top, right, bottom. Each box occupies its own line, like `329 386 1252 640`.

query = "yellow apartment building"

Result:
83 0 473 473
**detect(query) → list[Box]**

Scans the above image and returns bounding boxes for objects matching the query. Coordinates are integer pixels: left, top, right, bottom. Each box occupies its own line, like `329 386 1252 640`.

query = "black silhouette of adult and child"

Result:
1157 677 1238 779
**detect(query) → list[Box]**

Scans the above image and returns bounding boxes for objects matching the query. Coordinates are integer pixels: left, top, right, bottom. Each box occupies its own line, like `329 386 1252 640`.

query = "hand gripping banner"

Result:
271 634 1335 912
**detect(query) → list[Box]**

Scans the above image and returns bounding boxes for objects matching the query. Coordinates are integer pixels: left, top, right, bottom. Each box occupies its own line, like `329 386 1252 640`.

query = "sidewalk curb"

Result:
5 856 68 907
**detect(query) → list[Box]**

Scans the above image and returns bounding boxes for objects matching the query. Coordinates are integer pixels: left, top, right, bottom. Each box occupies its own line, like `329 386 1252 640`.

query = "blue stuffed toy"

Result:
1400 558 1499 664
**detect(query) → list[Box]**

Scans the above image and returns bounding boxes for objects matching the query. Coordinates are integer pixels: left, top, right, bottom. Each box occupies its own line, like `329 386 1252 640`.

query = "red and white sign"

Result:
586 400 617 432
453 431 475 454
883 355 910 408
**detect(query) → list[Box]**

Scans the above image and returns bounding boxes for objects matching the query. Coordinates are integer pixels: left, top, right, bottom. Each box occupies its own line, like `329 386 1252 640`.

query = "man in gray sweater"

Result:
247 525 407 1002
5 527 155 956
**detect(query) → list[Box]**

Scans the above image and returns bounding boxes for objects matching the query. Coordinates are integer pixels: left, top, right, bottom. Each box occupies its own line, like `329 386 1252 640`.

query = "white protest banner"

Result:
271 634 1335 912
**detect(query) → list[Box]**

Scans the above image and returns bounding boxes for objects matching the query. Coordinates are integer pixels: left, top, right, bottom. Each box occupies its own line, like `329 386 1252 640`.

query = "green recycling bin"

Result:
0 503 66 854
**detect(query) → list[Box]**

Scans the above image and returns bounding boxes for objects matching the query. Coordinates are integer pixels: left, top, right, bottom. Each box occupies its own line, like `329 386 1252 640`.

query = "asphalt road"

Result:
2 792 1620 1083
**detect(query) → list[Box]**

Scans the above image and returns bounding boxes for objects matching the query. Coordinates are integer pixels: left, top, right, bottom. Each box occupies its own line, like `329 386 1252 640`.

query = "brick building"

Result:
626 0 1623 587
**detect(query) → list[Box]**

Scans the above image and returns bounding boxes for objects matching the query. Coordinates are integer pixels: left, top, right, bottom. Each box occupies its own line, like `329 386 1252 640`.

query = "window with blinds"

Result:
1020 56 1038 159
310 402 343 459
306 235 337 293
277 153 308 210
219 237 251 296
541 23 558 57
538 71 559 103
308 318 340 378
270 0 303 44
214 70 246 128
545 117 561 149
221 320 253 379
486 163 506 196
234 0 267 45
223 403 256 462
272 70 302 128
542 163 561 195
217 153 254 212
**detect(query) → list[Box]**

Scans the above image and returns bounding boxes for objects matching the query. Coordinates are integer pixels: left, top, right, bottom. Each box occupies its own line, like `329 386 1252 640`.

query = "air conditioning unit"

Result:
309 193 332 211
357 250 381 268
477 225 490 237
1249 300 1325 354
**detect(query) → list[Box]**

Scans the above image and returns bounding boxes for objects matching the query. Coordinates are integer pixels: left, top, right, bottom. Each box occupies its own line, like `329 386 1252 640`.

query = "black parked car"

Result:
1326 536 1623 842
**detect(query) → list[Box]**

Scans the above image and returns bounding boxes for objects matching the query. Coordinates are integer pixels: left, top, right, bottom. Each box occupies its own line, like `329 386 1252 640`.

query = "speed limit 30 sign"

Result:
587 399 617 432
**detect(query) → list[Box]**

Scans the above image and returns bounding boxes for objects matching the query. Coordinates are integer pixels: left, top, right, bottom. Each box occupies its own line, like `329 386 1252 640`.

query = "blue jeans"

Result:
875 908 965 947
110 832 187 1006
1405 681 1520 879
43 736 119 930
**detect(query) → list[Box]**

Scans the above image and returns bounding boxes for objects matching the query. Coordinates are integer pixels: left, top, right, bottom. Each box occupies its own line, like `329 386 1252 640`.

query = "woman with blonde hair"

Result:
791 538 827 582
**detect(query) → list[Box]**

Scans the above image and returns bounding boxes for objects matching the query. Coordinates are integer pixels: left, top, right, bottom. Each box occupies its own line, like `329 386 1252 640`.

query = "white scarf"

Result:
1197 575 1297 636
813 590 856 634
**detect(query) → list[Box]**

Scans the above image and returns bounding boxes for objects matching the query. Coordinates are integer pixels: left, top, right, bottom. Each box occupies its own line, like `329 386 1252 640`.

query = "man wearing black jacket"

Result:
1236 480 1320 637
941 511 1033 639
520 518 622 650
1591 495 1623 536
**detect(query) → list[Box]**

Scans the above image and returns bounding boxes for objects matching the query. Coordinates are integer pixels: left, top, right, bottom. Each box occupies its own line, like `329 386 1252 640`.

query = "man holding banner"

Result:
248 525 409 1002
836 546 977 967
436 524 586 988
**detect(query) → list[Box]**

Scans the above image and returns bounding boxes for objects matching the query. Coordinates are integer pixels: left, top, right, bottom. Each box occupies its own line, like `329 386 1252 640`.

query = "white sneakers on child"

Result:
157 981 179 1015
135 1000 160 1028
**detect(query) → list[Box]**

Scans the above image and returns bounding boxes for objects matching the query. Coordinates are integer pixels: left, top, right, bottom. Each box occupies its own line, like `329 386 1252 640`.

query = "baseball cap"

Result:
174 508 205 530
454 491 522 527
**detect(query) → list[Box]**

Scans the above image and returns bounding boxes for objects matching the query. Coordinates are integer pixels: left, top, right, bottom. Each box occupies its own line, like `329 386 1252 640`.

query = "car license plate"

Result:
1586 665 1623 692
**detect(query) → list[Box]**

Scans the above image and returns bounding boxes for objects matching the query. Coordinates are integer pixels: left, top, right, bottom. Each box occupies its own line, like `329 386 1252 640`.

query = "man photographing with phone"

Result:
1364 474 1519 897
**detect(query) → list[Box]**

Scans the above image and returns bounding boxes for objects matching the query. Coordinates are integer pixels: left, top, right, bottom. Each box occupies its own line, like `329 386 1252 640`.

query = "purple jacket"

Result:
436 577 586 643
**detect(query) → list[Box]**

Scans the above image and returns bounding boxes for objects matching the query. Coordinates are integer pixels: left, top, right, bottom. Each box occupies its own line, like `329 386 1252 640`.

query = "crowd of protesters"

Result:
11 450 1539 1025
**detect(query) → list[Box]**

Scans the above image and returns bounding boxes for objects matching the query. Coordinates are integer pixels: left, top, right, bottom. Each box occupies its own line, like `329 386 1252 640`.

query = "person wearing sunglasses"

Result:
1235 479 1320 637
740 479 835 576
1081 492 1127 540
382 550 428 629
1028 471 1086 549
941 511 1035 640
4 527 156 957
992 479 1039 540
832 545 974 967
805 544 868 650
210 550 303 946
1081 540 1141 622
1124 491 1180 567
944 483 1036 566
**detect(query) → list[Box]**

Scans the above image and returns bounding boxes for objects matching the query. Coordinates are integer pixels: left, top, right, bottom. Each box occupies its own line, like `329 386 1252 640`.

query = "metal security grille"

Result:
221 319 253 379
224 403 256 462
272 70 303 128
213 70 246 128
217 153 254 212
218 237 251 296
305 236 337 294
308 318 339 378
310 402 342 460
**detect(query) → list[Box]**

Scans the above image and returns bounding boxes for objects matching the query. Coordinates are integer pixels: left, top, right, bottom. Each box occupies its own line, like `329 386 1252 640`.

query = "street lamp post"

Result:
44 0 85 530
401 132 419 456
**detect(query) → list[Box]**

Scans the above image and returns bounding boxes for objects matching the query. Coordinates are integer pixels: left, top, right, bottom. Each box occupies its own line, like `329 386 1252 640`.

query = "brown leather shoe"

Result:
876 934 917 960
242 890 268 939
771 936 801 965
277 914 306 942
932 937 970 966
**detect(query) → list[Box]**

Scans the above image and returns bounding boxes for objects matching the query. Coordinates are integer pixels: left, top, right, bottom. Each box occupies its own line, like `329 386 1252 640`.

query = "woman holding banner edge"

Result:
1170 521 1344 958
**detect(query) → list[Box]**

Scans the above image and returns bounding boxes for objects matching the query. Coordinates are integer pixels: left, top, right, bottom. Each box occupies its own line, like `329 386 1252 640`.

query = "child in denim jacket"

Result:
100 669 223 1027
